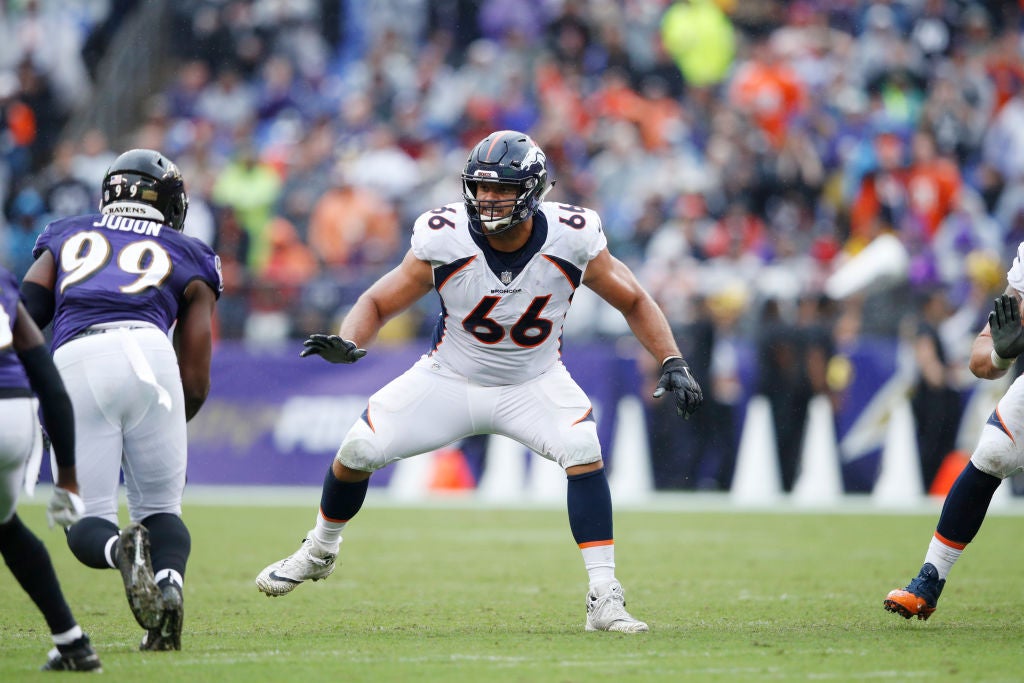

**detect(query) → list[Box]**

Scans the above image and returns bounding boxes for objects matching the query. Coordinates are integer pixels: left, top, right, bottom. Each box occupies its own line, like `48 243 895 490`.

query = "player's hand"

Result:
989 294 1024 361
47 487 85 529
300 334 367 364
653 357 703 419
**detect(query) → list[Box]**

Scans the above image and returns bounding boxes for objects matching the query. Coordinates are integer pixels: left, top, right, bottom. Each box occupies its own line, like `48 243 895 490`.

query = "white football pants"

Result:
53 326 187 524
0 397 39 523
337 355 602 472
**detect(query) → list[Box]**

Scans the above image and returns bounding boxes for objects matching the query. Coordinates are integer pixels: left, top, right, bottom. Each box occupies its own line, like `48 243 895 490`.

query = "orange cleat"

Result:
883 563 945 620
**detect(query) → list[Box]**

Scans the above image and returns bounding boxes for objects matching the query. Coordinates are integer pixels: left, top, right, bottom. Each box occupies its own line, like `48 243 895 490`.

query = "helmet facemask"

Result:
461 130 551 237
463 176 540 235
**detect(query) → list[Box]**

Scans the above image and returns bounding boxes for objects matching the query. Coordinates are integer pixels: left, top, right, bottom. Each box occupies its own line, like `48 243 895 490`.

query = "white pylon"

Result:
388 450 436 501
476 435 527 502
988 475 1015 509
872 395 924 507
606 395 654 504
527 451 566 502
730 394 782 505
792 394 844 506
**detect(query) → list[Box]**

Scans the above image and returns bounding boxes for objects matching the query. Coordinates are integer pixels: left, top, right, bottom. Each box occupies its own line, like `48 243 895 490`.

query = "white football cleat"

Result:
585 580 649 633
256 537 337 597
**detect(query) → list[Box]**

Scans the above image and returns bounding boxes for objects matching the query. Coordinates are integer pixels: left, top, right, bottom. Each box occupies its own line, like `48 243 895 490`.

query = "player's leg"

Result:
497 365 648 632
257 358 474 596
53 339 167 638
0 399 101 671
884 394 1023 620
121 331 189 650
55 338 127 567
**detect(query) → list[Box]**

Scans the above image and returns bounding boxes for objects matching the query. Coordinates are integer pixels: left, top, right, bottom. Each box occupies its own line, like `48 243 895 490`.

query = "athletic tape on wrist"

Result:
991 349 1015 370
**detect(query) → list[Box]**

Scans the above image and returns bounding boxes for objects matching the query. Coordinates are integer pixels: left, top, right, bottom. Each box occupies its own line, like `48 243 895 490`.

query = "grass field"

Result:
2 492 1023 682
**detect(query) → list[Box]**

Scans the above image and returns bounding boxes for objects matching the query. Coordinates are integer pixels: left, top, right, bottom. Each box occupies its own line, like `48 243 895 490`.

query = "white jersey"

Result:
1007 243 1024 294
411 201 607 386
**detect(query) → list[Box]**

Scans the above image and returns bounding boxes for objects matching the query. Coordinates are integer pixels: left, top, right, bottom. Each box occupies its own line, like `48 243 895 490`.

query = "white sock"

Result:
52 625 83 645
103 535 118 569
154 568 184 588
311 513 346 554
581 544 616 589
924 534 964 580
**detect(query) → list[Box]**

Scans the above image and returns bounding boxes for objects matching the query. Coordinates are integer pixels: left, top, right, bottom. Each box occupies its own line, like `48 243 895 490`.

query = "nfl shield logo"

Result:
500 271 513 285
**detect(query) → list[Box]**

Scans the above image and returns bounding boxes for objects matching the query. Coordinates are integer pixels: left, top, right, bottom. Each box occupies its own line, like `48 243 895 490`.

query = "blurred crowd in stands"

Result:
2 0 1024 490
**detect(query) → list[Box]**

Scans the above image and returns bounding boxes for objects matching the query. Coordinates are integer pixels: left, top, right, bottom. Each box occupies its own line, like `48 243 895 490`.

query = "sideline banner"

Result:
32 337 939 493
184 341 641 486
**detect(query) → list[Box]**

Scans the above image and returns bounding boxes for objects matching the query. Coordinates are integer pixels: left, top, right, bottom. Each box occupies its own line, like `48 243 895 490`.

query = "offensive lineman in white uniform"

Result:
255 130 703 632
885 243 1024 620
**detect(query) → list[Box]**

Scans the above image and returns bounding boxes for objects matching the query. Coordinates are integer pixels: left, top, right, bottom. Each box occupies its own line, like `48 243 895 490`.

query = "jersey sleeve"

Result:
31 220 61 259
1007 243 1024 294
410 212 432 262
181 237 224 299
584 209 608 261
410 204 464 264
544 203 607 265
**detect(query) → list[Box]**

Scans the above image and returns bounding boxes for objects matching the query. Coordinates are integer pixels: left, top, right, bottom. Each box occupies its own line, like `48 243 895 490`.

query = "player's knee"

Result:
337 432 386 473
970 447 1023 479
555 429 602 469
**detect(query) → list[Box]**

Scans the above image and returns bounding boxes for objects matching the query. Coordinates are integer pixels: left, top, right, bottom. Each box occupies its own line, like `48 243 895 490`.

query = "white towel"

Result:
22 398 43 497
116 328 172 411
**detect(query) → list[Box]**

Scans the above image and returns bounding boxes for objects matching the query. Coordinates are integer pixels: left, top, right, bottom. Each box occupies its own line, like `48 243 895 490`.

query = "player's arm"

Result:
20 250 57 328
339 249 435 346
302 249 434 364
583 248 681 362
583 248 702 417
174 280 217 421
12 300 77 489
971 287 1024 380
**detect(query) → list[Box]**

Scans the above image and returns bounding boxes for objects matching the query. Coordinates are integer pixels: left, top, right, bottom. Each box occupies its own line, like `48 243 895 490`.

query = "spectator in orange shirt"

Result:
306 163 400 277
728 36 806 149
849 128 909 243
906 128 961 241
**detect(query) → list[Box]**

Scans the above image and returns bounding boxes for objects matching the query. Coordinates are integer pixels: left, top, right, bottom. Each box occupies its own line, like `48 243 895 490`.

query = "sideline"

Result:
20 484 1024 516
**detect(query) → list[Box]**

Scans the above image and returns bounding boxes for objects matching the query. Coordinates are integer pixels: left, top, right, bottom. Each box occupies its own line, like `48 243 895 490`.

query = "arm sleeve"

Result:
17 344 75 469
20 281 55 329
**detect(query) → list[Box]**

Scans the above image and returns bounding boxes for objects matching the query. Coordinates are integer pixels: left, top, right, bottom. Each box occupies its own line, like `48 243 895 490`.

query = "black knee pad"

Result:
66 517 120 569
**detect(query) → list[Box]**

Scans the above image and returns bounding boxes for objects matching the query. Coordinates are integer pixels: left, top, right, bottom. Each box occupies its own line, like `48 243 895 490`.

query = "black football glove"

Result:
652 357 703 419
989 294 1024 361
300 334 367 364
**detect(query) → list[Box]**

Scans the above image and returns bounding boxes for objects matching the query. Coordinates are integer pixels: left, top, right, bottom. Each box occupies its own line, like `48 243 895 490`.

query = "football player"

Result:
884 249 1024 620
20 149 223 651
256 130 702 632
0 263 101 671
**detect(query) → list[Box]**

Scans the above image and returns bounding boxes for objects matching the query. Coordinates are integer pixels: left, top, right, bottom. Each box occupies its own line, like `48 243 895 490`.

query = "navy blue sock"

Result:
66 516 119 569
142 513 191 585
0 514 76 634
935 462 1002 544
566 468 613 545
320 466 369 522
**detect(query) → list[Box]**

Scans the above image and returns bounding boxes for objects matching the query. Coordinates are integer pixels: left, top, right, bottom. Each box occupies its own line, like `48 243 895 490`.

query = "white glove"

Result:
47 487 85 529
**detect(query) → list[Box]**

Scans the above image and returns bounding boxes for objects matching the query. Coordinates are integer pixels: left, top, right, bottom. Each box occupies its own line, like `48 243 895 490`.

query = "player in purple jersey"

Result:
0 265 102 671
20 149 222 651
256 130 703 632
